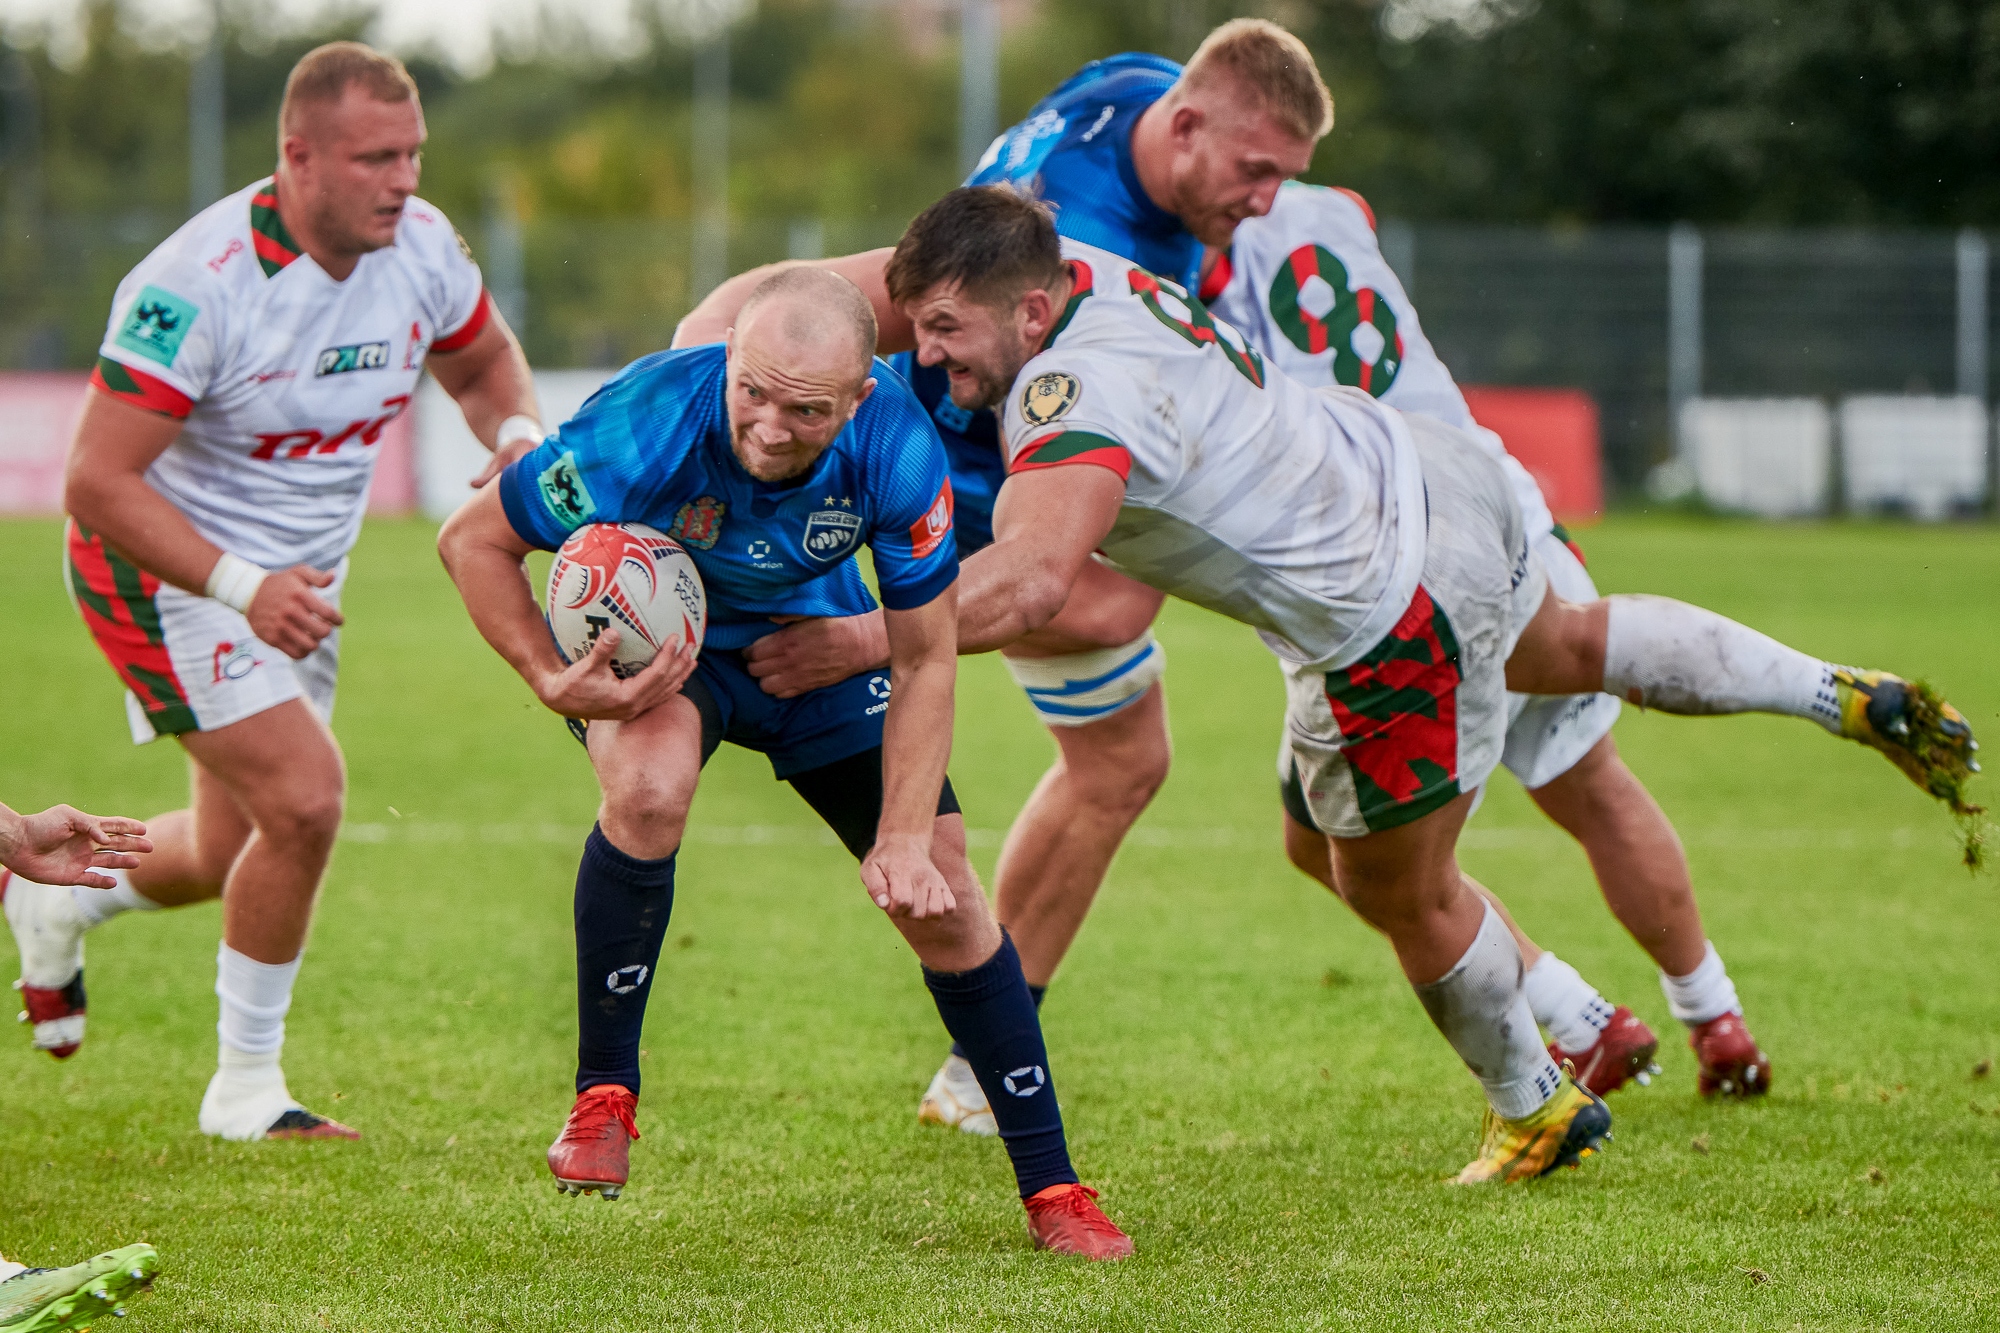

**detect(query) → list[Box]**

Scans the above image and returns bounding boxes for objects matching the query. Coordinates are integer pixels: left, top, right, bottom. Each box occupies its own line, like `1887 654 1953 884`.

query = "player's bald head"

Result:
735 267 878 390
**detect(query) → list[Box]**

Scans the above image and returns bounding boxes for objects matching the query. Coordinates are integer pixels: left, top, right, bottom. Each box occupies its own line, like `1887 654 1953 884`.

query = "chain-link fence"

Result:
5 211 1991 496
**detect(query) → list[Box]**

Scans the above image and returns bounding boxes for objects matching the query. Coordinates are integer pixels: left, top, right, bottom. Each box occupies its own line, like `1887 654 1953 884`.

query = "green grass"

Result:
2 514 1998 1330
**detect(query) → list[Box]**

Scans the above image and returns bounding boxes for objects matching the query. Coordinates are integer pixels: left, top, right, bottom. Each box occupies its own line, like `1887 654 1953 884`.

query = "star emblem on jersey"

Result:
1020 371 1080 426
803 507 863 563
668 496 725 549
1003 1064 1046 1097
606 964 650 995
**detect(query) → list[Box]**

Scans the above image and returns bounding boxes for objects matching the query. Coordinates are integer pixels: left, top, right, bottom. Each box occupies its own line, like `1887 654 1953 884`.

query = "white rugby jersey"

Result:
1205 181 1554 539
1001 239 1426 672
94 177 489 571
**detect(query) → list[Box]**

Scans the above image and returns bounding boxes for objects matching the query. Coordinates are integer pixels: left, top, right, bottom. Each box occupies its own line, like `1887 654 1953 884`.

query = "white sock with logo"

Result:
1414 902 1564 1120
68 867 163 928
1603 595 1843 733
1523 952 1616 1055
1659 941 1742 1027
199 944 303 1140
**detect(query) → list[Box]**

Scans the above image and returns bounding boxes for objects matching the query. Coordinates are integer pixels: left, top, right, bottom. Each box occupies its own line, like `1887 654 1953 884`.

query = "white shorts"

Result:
1279 416 1548 839
1002 631 1165 728
65 523 342 745
1498 531 1621 789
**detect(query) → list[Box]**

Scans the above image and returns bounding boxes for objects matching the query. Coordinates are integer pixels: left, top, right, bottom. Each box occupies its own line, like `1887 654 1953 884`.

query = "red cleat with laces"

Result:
1547 1006 1661 1097
548 1084 639 1199
1690 1012 1771 1097
1023 1183 1133 1260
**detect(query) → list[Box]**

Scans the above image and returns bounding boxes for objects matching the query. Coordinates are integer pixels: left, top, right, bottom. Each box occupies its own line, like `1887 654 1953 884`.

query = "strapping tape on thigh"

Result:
1002 632 1166 728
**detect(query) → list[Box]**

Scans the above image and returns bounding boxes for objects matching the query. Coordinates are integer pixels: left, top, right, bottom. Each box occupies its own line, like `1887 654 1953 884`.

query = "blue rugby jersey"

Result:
966 52 1199 290
499 344 958 650
885 352 1004 555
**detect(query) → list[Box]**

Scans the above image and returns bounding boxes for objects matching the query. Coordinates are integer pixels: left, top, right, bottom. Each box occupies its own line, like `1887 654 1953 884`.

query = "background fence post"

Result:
690 21 730 302
959 0 999 177
1956 228 1987 402
188 0 224 217
1667 222 1703 462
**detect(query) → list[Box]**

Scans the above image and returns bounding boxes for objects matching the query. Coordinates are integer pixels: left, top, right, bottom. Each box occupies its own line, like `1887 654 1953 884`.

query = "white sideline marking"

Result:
338 821 1939 852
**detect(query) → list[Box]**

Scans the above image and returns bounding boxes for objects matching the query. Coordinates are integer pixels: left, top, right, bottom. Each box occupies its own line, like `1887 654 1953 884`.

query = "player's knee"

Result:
1067 733 1169 819
256 785 345 857
599 779 691 856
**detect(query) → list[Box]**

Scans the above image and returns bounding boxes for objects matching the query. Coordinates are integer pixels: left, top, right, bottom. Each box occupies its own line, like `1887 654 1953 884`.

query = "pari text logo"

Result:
315 341 390 377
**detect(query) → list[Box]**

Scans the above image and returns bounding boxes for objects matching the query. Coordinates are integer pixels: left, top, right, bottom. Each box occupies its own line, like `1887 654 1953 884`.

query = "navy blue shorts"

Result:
685 649 893 778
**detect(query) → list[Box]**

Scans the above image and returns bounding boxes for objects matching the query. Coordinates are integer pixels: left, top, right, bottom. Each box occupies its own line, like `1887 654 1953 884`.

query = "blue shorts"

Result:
685 649 893 779
566 649 893 780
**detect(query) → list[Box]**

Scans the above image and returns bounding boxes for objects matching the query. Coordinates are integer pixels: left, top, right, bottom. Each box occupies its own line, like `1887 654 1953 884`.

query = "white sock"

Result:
215 943 300 1057
68 867 163 928
0 1257 25 1283
1603 595 1843 733
1523 953 1616 1055
1659 941 1742 1026
1414 902 1564 1120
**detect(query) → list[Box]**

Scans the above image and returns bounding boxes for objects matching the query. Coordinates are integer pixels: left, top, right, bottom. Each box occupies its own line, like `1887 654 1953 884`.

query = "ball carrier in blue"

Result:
438 268 1131 1259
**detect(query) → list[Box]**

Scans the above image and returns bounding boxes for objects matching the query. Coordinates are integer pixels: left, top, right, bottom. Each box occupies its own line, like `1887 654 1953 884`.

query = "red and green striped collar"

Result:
249 178 304 277
1039 259 1095 351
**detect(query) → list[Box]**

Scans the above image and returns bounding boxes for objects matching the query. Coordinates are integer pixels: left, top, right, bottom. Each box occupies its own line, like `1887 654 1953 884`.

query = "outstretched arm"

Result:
673 248 914 353
437 483 695 721
860 586 961 920
957 464 1127 654
0 802 151 889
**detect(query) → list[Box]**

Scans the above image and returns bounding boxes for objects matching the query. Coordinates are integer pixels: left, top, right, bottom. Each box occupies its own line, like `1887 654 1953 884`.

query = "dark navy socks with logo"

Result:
573 824 676 1096
924 932 1079 1198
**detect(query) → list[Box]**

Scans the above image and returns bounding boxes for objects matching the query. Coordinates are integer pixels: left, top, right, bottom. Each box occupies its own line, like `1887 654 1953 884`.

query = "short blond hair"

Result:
279 42 420 141
1178 19 1333 142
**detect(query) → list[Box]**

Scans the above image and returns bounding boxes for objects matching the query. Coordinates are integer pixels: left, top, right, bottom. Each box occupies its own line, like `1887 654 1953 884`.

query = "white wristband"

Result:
496 414 544 451
206 552 268 615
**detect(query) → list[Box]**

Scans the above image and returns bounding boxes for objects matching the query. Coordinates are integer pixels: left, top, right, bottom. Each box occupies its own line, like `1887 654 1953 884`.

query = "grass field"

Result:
2 513 1998 1330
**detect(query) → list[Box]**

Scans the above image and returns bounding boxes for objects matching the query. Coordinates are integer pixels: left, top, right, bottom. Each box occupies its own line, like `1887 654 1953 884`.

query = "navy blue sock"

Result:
950 983 1044 1061
924 935 1077 1198
573 824 676 1096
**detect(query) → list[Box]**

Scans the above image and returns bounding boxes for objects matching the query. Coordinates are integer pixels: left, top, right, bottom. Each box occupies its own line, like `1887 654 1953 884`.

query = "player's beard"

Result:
947 326 1031 414
301 190 398 259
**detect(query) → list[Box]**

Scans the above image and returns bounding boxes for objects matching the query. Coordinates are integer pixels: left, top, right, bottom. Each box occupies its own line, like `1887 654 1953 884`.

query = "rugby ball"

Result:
546 522 706 678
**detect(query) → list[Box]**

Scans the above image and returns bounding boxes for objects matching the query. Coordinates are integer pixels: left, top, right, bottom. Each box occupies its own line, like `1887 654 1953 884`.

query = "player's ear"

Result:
1169 100 1205 148
852 376 876 411
1017 288 1057 343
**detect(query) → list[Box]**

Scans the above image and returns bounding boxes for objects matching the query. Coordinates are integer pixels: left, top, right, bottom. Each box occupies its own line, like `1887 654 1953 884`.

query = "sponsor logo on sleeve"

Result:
314 341 390 377
537 450 597 529
1020 371 1080 426
113 285 199 367
667 496 725 549
908 478 954 559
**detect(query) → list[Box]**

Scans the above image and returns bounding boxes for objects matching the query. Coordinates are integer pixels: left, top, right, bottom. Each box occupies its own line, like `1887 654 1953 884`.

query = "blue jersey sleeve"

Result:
497 347 721 550
857 375 959 611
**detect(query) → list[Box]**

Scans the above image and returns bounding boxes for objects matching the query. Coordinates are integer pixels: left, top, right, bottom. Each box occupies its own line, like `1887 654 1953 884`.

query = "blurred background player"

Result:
1204 180 1763 1095
3 42 542 1142
437 269 1129 1258
676 21 1668 1121
884 184 1976 1181
0 798 158 1329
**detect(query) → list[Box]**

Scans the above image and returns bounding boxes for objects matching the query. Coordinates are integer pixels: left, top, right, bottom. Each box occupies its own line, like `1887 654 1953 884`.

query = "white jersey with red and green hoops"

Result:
1204 181 1554 539
92 177 489 572
1000 239 1427 673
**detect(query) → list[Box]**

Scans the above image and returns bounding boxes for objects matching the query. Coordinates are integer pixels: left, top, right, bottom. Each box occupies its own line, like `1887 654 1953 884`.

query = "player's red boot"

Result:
1547 1006 1660 1096
1023 1183 1133 1260
548 1084 639 1200
1690 1013 1771 1097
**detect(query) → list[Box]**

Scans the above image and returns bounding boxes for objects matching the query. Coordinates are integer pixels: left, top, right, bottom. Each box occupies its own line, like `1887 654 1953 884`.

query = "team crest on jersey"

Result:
667 495 725 550
802 504 863 564
314 341 390 377
538 451 597 529
1020 371 1080 426
114 285 199 367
